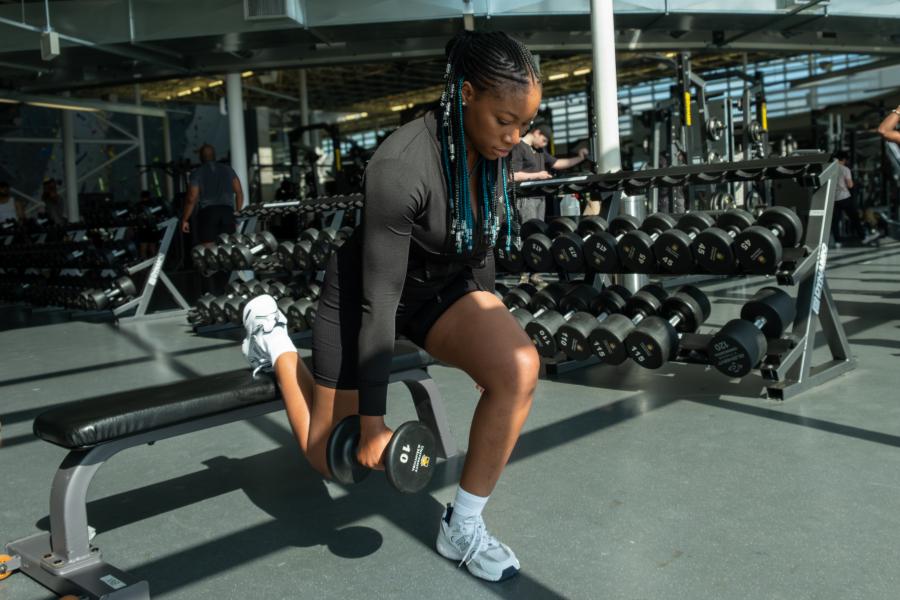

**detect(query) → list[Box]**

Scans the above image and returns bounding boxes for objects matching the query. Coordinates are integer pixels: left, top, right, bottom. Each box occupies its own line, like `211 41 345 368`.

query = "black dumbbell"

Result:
588 284 669 364
81 276 138 310
292 228 323 271
522 218 577 273
551 216 609 272
508 282 571 329
583 214 642 273
310 226 353 269
618 212 678 273
98 242 138 266
194 292 218 324
285 283 322 331
494 220 549 273
556 285 632 361
326 415 436 494
231 231 279 269
734 206 804 274
692 209 756 274
500 282 538 310
525 285 600 357
708 286 796 377
625 285 711 369
653 212 716 274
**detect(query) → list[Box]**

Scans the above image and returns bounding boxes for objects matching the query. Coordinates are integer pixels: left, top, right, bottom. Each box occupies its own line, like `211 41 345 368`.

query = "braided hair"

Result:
438 31 541 253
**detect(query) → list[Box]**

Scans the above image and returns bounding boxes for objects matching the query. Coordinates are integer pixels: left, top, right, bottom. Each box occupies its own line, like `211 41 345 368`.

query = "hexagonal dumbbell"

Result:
230 231 279 269
618 212 678 273
551 216 609 273
707 286 796 377
734 206 804 274
691 209 756 274
285 282 323 331
291 228 325 272
81 276 138 310
522 217 577 273
555 284 632 361
583 214 642 273
588 284 669 364
653 212 716 274
525 284 600 357
625 285 711 369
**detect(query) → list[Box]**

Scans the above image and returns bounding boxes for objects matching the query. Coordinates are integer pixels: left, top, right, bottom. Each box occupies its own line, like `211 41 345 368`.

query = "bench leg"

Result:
393 368 458 460
5 444 150 599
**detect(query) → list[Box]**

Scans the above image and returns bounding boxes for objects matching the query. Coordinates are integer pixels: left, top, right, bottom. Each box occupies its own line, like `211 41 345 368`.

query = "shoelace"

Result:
456 518 501 568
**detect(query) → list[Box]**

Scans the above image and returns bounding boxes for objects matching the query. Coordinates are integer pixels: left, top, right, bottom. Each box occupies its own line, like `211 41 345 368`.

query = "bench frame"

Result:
5 366 456 599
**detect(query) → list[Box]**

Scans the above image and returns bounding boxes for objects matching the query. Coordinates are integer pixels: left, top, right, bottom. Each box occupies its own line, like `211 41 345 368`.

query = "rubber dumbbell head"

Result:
522 217 577 273
708 286 796 377
326 415 436 494
508 282 571 330
692 209 755 274
625 285 711 369
525 285 600 357
231 231 279 269
556 285 631 361
551 216 608 272
588 284 668 364
734 206 804 274
618 212 678 273
583 214 642 273
653 212 716 274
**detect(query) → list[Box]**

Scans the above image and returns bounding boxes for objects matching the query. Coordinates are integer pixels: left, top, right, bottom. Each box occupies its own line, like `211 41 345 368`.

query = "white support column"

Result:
590 0 621 173
134 83 148 191
226 73 249 200
161 114 173 200
61 99 79 221
298 68 310 147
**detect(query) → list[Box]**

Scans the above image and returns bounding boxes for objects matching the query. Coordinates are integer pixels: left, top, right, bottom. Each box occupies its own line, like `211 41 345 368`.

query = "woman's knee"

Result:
482 343 540 398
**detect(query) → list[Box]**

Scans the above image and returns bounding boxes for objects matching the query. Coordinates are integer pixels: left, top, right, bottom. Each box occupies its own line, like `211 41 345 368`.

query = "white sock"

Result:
266 327 297 366
450 486 489 527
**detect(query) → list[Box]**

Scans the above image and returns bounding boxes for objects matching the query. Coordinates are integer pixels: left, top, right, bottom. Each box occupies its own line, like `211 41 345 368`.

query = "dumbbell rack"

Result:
523 153 855 400
115 217 191 322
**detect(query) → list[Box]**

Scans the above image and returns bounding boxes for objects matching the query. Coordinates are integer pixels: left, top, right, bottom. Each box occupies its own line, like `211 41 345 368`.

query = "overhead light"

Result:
208 80 224 88
0 98 21 105
390 103 412 112
176 89 193 97
27 101 100 112
165 95 172 100
337 111 368 122
241 70 254 78
548 73 569 81
191 86 201 93
573 68 591 76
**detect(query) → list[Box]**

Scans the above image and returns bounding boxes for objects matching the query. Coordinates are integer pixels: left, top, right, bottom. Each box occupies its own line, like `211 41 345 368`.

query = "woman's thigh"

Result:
424 291 539 394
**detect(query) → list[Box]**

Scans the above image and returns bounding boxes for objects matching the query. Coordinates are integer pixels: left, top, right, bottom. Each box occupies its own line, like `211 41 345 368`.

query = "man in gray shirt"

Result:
180 144 244 245
830 150 866 248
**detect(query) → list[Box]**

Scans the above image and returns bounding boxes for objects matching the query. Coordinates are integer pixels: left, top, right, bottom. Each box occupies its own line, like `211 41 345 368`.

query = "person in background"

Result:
135 190 160 259
41 178 66 226
180 144 244 246
831 150 868 248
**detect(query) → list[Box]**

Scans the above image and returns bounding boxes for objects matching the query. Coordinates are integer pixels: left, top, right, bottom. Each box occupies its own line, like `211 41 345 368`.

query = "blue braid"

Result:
501 160 512 252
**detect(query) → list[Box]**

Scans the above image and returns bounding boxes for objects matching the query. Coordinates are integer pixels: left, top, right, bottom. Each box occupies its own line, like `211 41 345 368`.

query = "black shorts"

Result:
196 205 236 244
311 238 485 390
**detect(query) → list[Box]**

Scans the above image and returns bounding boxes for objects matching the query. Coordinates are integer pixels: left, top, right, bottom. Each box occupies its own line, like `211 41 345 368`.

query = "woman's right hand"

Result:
357 415 393 471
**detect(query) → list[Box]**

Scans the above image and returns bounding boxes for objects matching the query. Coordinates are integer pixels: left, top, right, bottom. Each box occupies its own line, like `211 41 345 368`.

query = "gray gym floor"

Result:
2 241 900 600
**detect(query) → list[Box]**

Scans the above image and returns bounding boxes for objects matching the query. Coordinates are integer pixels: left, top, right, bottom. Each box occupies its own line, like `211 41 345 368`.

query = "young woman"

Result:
241 31 542 582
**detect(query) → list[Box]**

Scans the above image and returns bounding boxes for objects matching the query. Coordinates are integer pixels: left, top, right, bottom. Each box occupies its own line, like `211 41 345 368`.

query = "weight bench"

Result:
3 342 455 599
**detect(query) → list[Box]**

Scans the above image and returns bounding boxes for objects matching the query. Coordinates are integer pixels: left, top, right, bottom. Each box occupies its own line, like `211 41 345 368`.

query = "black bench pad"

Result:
34 343 432 450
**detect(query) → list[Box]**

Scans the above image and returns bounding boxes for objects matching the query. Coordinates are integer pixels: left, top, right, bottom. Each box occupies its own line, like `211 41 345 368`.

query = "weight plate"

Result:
385 421 436 494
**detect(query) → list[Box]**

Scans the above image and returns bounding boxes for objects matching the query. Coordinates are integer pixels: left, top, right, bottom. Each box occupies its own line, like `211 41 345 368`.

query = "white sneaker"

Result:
435 505 520 582
862 232 880 245
241 294 296 377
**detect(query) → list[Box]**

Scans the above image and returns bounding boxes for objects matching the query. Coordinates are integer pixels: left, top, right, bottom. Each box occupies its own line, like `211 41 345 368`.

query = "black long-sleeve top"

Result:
356 111 497 416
